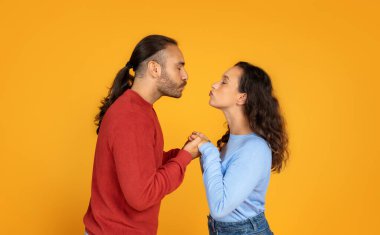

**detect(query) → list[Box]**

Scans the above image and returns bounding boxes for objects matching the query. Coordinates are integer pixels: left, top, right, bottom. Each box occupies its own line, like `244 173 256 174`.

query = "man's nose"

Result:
182 71 188 81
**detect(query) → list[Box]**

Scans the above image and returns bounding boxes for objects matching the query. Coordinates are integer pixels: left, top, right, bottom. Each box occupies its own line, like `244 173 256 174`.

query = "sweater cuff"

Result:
173 149 193 167
199 142 218 156
199 142 220 166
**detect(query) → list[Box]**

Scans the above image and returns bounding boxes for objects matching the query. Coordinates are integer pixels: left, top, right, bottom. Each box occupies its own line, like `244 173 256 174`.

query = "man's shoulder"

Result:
108 93 151 116
101 100 153 131
107 105 151 124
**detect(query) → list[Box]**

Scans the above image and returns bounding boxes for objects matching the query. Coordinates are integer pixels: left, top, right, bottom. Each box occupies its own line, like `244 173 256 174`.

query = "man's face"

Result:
157 45 188 98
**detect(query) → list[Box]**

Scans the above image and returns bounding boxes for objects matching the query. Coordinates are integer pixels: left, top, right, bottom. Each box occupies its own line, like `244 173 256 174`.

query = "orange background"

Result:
1 0 379 234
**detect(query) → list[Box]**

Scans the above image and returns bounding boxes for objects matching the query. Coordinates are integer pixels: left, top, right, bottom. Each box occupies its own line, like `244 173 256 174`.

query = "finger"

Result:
197 132 205 138
193 133 202 138
192 132 199 137
189 134 198 140
189 136 199 143
193 136 203 144
198 133 209 141
194 133 207 142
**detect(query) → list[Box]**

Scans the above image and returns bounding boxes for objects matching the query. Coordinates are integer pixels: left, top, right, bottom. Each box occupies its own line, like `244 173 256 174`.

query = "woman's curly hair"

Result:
217 62 289 173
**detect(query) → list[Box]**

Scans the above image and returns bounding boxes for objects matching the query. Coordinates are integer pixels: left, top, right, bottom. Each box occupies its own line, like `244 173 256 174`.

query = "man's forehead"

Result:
165 45 185 63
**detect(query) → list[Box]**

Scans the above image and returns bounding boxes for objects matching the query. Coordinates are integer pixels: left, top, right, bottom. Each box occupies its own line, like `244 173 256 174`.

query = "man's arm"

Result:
111 117 192 211
162 149 181 164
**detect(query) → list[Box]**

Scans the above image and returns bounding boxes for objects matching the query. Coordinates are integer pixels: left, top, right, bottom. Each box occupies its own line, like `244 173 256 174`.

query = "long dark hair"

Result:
217 62 289 173
95 35 177 134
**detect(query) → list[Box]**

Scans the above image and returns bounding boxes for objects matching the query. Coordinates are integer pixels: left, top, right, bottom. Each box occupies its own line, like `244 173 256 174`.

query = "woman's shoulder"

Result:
237 134 271 158
242 134 269 148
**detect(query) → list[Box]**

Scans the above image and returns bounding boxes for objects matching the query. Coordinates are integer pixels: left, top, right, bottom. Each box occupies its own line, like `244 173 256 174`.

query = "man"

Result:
83 35 201 234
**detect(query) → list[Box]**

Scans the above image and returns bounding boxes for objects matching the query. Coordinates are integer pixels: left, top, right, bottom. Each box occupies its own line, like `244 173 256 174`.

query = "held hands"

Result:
182 136 202 159
182 131 210 159
188 131 210 148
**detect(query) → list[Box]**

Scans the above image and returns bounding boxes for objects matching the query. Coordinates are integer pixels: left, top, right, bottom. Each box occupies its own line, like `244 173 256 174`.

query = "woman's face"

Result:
209 66 244 109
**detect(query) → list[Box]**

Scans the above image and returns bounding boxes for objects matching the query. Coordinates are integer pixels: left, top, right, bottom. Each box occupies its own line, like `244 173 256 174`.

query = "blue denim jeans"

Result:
207 213 274 235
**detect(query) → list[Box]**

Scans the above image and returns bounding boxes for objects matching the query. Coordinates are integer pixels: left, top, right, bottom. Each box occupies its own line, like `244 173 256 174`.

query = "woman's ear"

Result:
237 93 247 105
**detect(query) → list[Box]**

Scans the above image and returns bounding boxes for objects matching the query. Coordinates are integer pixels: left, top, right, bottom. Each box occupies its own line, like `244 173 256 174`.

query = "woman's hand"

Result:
188 131 210 148
182 136 202 159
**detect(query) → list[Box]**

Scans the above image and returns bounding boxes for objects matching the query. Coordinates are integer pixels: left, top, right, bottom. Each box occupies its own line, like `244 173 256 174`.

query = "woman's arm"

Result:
199 141 271 219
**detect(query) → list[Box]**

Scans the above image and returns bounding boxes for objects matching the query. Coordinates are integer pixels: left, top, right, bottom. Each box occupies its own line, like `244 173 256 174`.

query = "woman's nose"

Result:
212 82 218 89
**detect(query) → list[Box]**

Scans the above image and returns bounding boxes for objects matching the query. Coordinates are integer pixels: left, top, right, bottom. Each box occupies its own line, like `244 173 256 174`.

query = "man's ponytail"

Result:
95 64 134 134
94 35 178 134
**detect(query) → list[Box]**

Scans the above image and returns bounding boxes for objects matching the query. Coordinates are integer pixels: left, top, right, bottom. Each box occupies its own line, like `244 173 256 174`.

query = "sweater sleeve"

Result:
199 141 271 219
111 114 192 212
162 149 181 164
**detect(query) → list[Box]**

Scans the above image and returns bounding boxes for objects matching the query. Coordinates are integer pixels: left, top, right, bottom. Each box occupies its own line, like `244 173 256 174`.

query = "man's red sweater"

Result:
84 89 193 234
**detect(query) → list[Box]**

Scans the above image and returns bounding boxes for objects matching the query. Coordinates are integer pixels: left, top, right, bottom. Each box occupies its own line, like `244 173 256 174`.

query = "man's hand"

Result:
189 131 210 148
182 136 202 159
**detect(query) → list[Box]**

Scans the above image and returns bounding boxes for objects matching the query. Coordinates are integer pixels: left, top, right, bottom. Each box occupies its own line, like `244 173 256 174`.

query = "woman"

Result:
191 61 288 235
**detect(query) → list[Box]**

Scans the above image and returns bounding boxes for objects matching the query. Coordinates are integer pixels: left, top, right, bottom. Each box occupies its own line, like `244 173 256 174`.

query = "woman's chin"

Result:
208 99 214 106
208 100 219 109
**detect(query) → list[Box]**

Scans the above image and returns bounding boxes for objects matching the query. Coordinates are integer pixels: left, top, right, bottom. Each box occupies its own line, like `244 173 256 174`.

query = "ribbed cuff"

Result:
199 142 220 167
174 149 193 167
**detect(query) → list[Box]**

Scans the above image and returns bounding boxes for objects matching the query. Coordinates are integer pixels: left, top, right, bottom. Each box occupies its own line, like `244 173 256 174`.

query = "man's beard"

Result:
157 68 186 98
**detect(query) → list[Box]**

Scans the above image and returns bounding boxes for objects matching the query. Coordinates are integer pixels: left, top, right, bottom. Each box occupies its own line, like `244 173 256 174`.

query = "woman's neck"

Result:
223 107 253 135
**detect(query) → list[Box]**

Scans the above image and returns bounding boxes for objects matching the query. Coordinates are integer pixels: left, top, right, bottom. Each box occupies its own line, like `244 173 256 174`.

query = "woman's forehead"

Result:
224 66 242 81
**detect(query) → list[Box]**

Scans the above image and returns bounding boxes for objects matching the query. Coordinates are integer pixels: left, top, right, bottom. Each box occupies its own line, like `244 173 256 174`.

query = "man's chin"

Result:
160 86 185 98
172 88 184 98
172 93 182 98
164 92 182 99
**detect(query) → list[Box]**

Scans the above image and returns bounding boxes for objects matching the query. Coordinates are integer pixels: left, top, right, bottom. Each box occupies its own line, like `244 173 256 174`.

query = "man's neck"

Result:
131 78 161 104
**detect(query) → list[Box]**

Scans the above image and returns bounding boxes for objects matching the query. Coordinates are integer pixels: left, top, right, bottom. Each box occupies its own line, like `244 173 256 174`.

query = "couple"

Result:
83 35 288 235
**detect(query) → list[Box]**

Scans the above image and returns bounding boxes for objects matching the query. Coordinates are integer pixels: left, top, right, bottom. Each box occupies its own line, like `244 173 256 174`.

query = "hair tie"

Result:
125 62 133 70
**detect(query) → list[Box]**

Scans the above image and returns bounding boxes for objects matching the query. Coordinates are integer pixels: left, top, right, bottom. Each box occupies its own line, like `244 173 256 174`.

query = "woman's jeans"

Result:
207 212 274 235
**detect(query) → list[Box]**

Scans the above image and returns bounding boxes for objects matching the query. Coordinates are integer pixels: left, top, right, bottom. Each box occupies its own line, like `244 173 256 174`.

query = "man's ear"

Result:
237 93 247 105
147 60 162 78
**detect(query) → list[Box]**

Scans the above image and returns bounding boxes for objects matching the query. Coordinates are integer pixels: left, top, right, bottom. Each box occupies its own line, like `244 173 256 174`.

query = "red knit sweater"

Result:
84 89 192 235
